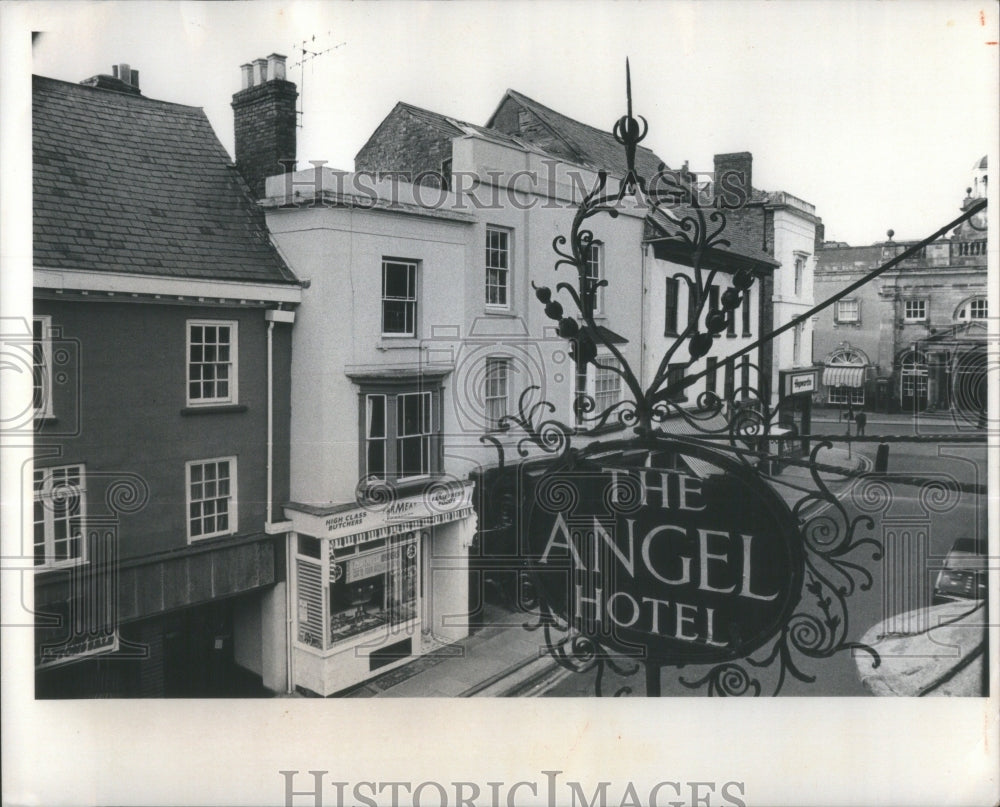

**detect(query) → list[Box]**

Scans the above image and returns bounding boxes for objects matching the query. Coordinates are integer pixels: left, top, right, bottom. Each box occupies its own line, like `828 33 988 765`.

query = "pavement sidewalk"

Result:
341 604 555 698
810 409 980 427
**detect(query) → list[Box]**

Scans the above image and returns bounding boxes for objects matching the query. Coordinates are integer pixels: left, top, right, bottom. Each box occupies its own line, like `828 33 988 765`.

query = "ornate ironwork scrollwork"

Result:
473 62 901 697
673 440 883 696
526 603 640 697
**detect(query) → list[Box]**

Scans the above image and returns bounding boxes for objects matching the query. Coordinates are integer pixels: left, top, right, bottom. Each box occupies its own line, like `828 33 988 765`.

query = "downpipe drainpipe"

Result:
264 307 297 694
267 319 274 524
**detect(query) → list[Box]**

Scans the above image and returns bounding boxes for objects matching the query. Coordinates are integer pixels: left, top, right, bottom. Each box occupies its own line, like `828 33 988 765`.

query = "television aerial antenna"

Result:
291 32 346 128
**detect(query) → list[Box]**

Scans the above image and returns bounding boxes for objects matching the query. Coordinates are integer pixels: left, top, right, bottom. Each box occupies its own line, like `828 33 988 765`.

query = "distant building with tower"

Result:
814 157 988 421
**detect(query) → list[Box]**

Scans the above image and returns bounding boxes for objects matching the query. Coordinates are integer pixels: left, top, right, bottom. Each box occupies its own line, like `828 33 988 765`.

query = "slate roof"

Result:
33 75 298 285
394 102 527 146
487 89 670 179
358 101 563 163
645 207 779 270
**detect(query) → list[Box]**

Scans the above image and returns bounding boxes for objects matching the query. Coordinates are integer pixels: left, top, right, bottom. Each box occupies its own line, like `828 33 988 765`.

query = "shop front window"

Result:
828 387 864 406
327 534 418 646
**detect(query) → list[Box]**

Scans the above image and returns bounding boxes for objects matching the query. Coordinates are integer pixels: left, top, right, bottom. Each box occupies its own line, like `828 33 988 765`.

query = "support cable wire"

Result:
653 199 988 401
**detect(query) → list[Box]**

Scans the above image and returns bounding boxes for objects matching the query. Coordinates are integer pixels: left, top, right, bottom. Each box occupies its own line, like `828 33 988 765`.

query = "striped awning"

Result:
327 506 475 550
822 365 866 388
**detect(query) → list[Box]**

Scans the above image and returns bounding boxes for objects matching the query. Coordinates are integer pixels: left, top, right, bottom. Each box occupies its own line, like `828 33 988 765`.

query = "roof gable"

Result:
355 100 554 172
33 75 297 285
486 89 669 179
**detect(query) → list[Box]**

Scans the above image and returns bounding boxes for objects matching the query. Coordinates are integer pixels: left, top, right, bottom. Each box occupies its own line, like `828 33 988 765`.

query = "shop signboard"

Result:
37 624 119 668
524 438 805 665
346 551 389 583
783 368 818 398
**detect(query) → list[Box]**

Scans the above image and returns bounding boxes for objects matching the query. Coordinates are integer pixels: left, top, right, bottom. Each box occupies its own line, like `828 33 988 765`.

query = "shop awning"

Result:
822 365 866 388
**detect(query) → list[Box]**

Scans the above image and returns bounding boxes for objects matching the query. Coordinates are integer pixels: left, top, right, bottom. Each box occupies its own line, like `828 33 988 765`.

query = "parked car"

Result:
932 537 988 605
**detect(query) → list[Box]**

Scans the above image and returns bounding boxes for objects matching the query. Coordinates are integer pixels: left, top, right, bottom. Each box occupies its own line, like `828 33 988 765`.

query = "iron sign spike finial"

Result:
626 57 632 119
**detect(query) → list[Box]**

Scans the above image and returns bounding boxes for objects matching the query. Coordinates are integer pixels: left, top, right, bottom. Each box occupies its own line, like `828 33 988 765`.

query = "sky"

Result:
23 0 1000 245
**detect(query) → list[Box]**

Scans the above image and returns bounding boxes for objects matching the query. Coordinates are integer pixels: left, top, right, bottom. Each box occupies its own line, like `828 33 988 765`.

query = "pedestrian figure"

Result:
855 411 867 436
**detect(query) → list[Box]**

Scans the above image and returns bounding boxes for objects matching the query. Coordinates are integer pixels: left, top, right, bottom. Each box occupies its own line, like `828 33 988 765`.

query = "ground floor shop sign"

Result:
525 438 805 668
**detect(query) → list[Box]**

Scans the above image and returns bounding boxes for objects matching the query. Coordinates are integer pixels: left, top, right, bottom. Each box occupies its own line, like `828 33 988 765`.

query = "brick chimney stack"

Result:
713 152 753 209
231 53 297 198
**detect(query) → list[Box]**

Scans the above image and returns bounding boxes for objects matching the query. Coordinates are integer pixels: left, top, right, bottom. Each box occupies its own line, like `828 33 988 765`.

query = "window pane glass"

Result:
367 395 385 438
383 301 407 333
188 322 235 402
367 439 385 477
383 263 410 298
398 436 422 476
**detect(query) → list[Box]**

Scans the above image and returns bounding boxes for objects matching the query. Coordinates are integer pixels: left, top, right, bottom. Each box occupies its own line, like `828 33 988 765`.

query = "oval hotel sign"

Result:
525 438 805 665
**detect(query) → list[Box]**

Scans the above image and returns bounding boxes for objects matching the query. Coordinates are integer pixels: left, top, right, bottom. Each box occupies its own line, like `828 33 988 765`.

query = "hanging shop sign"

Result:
525 438 805 665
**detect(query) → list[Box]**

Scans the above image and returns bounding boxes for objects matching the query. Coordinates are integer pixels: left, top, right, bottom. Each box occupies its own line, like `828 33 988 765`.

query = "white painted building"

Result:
261 130 649 693
767 191 821 420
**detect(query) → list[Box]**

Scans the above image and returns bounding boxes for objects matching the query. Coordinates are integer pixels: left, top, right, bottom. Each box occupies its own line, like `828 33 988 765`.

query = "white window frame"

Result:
793 255 805 297
33 315 54 418
584 242 604 314
828 387 864 406
577 355 623 426
186 456 237 542
33 464 87 568
187 319 238 406
361 388 440 483
592 355 623 415
395 391 433 481
955 297 988 321
381 259 418 337
364 394 387 479
903 299 927 322
484 357 510 431
485 226 512 310
835 299 860 323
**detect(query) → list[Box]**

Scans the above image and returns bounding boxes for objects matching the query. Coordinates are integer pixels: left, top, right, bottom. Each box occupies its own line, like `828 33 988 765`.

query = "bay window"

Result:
362 385 440 482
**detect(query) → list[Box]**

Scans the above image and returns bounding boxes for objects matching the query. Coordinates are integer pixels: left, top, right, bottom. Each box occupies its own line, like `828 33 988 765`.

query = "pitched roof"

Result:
486 89 670 179
356 100 561 164
33 75 298 285
645 207 779 271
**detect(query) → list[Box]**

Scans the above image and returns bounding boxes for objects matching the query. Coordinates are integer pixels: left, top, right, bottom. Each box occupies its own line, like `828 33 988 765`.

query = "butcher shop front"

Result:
283 482 475 696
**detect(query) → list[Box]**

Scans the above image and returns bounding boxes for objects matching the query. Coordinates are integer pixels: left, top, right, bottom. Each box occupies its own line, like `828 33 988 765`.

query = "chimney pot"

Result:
118 63 131 85
252 58 268 86
267 53 287 82
240 63 254 89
